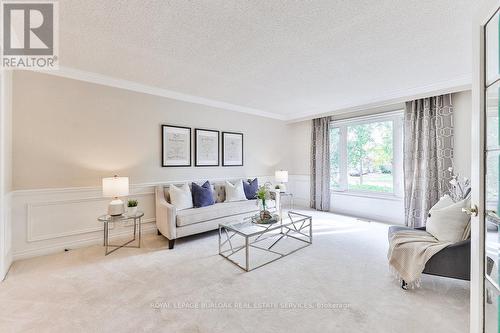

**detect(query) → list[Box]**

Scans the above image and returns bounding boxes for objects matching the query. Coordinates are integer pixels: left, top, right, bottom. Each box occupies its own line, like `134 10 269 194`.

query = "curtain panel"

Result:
404 94 454 228
310 117 331 211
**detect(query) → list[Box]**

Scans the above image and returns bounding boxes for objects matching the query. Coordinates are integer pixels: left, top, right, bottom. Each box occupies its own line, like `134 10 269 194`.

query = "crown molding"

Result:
286 74 472 123
36 66 286 121
34 67 472 123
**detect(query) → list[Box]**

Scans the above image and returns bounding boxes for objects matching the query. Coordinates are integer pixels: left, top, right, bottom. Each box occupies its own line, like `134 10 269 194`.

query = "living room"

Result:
0 1 498 332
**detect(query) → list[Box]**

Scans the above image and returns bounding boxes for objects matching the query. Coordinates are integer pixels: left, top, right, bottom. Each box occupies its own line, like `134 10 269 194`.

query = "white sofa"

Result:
155 181 276 249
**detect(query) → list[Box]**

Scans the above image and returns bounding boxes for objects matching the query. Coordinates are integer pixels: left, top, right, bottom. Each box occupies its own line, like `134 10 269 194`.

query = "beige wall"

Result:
1 70 13 280
288 120 311 176
12 71 290 190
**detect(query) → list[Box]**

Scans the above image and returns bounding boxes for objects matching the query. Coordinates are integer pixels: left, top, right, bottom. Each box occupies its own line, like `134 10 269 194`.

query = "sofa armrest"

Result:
155 186 177 240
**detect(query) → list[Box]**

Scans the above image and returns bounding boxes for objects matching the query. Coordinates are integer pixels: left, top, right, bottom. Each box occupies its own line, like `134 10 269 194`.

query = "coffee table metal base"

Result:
219 212 312 272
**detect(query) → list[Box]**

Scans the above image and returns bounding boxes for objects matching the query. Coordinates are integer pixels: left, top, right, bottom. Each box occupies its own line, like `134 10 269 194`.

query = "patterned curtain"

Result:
404 94 454 228
310 117 331 211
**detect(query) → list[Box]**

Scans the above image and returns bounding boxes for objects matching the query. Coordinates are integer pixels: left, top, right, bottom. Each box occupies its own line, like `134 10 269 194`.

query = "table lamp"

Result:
275 170 288 193
102 175 129 216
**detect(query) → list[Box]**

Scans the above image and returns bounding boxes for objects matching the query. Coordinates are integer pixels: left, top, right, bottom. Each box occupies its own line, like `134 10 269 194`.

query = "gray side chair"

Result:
387 226 470 289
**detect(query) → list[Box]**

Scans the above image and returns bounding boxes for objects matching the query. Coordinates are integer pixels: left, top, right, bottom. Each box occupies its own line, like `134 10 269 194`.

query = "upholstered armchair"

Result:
388 225 470 288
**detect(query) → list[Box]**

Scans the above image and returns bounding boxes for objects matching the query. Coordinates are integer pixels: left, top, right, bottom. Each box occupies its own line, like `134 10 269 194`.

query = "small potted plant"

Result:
127 199 138 215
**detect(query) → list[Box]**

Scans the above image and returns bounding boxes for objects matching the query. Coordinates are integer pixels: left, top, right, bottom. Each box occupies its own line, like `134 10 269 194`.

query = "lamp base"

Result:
277 183 287 193
108 198 125 216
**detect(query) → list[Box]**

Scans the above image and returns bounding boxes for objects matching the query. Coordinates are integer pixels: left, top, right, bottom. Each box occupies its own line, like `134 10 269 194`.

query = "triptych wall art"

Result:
161 125 243 167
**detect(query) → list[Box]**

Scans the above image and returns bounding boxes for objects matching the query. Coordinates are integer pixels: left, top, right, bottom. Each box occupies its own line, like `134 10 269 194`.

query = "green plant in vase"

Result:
256 186 271 220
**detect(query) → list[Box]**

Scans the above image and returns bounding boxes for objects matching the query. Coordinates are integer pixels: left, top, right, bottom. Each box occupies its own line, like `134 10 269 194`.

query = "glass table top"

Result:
98 211 144 222
220 211 311 237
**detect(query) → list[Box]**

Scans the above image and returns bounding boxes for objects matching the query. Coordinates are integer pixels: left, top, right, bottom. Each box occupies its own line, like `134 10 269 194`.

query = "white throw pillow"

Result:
429 195 454 213
426 197 471 243
225 180 247 202
169 183 193 210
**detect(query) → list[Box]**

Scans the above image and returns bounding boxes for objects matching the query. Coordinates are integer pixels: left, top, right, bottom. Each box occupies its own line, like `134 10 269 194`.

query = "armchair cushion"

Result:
426 197 470 243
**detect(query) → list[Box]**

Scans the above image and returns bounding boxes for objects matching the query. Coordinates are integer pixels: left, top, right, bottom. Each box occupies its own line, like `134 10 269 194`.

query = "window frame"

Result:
330 110 404 199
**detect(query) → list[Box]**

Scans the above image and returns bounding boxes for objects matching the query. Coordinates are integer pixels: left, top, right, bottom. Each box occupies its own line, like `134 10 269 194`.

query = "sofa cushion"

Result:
243 178 258 199
212 183 225 203
225 180 247 202
169 183 193 211
192 181 215 208
176 200 259 227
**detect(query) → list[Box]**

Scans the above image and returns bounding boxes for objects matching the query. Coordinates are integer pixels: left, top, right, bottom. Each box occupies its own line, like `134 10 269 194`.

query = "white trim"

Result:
38 66 285 121
331 190 403 202
287 75 471 122
331 110 404 127
11 175 274 197
330 111 404 196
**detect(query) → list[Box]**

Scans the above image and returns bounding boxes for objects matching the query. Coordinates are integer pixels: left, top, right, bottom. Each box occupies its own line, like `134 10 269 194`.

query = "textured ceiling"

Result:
59 0 474 120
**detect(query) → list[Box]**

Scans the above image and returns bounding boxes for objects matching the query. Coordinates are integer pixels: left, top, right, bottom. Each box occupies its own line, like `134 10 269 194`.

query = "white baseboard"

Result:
1 249 12 281
13 223 158 261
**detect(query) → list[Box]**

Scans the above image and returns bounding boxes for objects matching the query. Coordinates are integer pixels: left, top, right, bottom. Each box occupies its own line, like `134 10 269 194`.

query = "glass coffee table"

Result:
219 211 312 272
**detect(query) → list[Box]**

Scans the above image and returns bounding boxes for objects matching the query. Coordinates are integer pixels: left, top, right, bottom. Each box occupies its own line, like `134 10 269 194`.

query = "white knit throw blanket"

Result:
388 230 451 288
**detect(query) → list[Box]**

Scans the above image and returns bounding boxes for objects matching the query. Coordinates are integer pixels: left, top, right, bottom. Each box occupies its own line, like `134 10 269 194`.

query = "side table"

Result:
98 211 144 255
271 191 294 219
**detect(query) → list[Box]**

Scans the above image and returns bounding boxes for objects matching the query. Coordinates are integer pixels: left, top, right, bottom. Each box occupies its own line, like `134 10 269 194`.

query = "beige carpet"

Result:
0 210 469 333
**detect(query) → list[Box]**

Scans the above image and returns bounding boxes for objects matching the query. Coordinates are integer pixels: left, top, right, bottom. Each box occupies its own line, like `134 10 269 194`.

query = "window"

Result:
330 111 403 196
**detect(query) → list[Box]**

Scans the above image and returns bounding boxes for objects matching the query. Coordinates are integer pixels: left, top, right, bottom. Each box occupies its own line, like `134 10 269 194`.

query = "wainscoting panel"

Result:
12 183 158 260
27 198 109 242
288 175 310 208
11 176 279 261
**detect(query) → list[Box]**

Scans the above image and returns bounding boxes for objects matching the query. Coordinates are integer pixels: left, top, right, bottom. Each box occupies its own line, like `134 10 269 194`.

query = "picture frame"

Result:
161 125 191 167
194 128 220 167
222 131 244 166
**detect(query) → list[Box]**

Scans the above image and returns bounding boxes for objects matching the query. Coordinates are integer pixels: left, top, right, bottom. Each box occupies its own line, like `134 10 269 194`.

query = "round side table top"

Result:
98 211 144 222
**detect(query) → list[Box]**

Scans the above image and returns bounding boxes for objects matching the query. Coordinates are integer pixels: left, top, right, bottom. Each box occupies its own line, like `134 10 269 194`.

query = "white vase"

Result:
128 206 138 215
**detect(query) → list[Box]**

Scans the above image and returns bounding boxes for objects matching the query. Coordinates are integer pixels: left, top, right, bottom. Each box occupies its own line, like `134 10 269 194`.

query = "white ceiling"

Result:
58 0 475 120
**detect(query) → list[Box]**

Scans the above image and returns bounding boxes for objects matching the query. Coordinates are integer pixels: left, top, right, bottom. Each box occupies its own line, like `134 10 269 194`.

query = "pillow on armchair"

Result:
428 195 454 216
426 197 471 243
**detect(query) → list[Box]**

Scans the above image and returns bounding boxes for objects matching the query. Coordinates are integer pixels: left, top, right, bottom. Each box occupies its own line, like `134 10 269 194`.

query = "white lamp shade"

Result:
275 170 289 183
102 176 129 198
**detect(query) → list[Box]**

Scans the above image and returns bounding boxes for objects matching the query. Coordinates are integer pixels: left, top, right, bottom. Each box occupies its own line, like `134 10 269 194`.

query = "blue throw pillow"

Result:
243 178 258 199
192 181 215 208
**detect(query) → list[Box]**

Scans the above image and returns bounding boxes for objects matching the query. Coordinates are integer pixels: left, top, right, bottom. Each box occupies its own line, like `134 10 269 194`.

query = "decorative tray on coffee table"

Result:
251 214 280 225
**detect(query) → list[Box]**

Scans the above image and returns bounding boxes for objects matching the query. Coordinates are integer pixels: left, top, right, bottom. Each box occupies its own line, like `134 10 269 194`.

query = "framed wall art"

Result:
195 128 220 166
161 125 191 167
222 131 243 166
